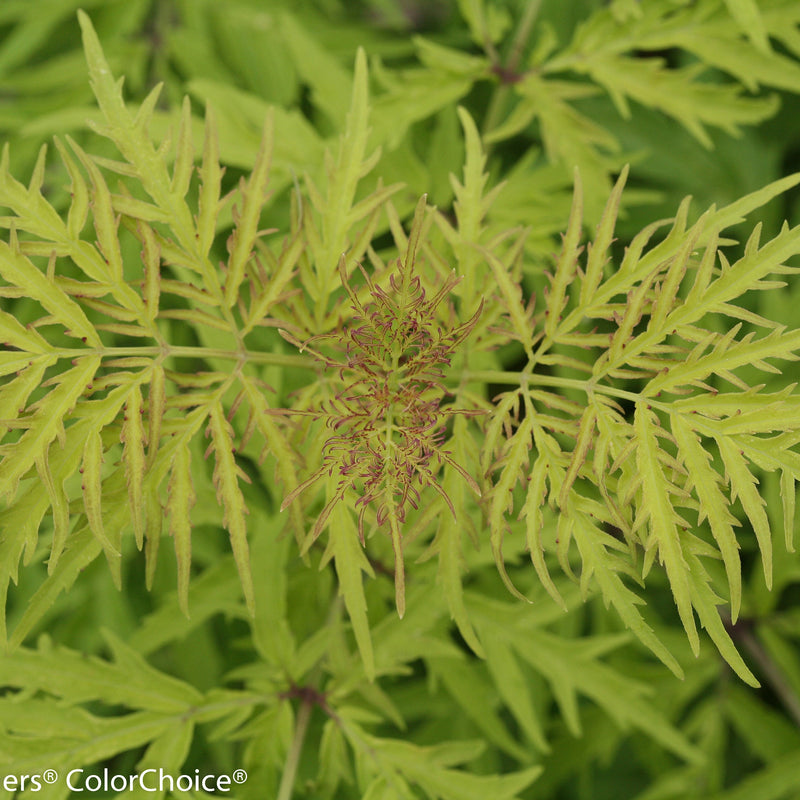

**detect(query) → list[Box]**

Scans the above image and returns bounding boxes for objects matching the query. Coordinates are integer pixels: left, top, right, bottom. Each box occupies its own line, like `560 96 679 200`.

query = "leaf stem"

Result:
463 369 671 411
506 0 542 75
276 695 313 800
49 345 315 369
483 0 541 140
726 616 800 727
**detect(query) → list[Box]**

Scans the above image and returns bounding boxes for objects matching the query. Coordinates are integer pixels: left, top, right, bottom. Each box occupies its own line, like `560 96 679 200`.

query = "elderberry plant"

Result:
3 2 800 799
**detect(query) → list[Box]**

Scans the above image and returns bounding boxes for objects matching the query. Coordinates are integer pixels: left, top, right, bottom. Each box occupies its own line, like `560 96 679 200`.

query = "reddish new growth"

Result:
281 255 482 616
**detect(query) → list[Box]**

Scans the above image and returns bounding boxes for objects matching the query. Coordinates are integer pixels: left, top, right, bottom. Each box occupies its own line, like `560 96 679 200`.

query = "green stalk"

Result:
506 0 543 74
483 0 543 141
276 697 313 800
730 621 800 728
463 369 672 412
50 345 315 369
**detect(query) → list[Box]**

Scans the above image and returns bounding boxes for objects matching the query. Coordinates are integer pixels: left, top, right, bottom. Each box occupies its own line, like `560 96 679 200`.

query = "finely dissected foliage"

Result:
278 222 484 619
3 2 800 799
481 166 800 684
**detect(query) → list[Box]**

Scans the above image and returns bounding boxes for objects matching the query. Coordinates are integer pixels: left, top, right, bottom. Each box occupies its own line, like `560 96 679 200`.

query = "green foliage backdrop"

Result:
3 1 800 798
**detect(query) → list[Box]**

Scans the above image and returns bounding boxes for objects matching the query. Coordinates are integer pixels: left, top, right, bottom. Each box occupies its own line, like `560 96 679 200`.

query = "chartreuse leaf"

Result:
197 102 222 258
341 707 539 800
422 416 483 656
546 166 583 341
655 219 800 338
318 717 351 799
456 0 511 46
429 494 483 657
78 11 225 299
72 139 125 283
464 589 699 762
370 60 475 152
362 583 462 686
241 220 304 336
9 512 120 650
570 506 683 678
427 656 529 761
479 237 534 356
384 494 406 619
0 498 47 644
780 468 796 553
581 164 627 308
724 683 800 761
133 722 195 800
309 46 375 315
224 112 272 307
239 374 305 540
166 440 195 619
0 632 258 783
522 426 565 610
705 748 800 800
581 55 776 147
146 363 166 469
0 239 100 345
128 558 244 657
479 624 550 752
0 710 176 778
0 358 49 441
635 404 699 655
414 36 489 77
513 630 701 763
121 384 146 550
549 1 800 142
0 307 51 357
438 106 504 308
248 507 295 670
558 404 597 508
672 412 743 621
487 158 800 692
321 502 375 681
1 409 130 644
78 12 174 213
684 546 758 687
186 77 324 177
171 95 195 199
380 744 540 800
489 415 532 601
34 451 69 570
81 427 118 561
0 632 202 711
280 11 352 128
486 75 616 216
699 173 800 239
645 328 800 397
0 356 100 502
206 403 255 615
724 0 770 53
716 436 772 590
0 697 99 741
669 7 800 93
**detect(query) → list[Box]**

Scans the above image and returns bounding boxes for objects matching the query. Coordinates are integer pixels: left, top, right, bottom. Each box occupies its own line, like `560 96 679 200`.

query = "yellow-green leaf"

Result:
81 428 119 562
717 436 772 590
672 412 742 621
635 404 698 654
206 404 254 615
167 441 195 618
121 385 146 550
